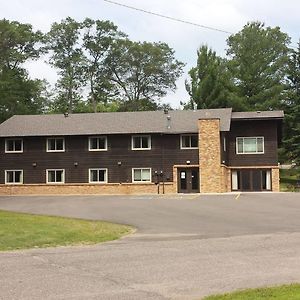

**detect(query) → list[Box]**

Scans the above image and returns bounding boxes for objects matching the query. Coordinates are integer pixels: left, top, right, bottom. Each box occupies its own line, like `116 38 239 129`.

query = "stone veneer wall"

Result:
0 182 176 196
271 168 280 192
198 119 228 193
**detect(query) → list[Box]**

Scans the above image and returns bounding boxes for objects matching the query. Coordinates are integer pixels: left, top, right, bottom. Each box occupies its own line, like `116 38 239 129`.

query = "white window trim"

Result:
236 137 265 155
89 168 108 183
131 135 151 150
5 138 23 153
132 168 152 183
46 169 65 184
46 138 65 153
5 170 23 184
180 134 198 149
88 136 108 152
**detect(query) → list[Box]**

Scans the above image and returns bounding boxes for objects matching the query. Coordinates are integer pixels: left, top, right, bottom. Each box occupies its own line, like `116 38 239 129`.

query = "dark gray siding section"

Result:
0 134 199 184
227 120 279 166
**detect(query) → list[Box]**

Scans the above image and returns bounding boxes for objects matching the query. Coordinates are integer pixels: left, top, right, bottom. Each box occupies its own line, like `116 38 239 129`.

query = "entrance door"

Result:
232 169 271 192
178 168 200 193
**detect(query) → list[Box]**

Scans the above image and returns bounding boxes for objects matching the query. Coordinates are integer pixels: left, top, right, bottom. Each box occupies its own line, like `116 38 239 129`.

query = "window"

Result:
236 137 264 154
231 170 240 190
5 170 23 184
89 136 107 151
132 135 151 150
5 139 23 153
46 169 65 184
180 134 198 149
47 138 65 152
132 168 151 183
89 168 107 183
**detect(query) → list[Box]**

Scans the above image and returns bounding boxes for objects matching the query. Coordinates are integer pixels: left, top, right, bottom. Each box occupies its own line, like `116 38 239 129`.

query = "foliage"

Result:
0 68 48 122
203 284 300 300
185 45 240 110
226 21 290 111
0 19 43 70
106 39 184 104
280 168 300 192
0 19 46 122
0 210 132 251
282 41 300 165
82 18 125 112
45 17 84 113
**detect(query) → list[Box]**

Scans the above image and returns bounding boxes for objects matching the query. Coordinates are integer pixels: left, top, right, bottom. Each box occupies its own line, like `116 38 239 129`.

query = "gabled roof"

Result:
0 108 232 137
0 108 284 138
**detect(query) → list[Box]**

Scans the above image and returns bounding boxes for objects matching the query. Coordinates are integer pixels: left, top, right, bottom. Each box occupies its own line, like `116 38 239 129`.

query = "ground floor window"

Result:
46 169 65 184
89 168 107 183
132 168 151 182
231 169 271 191
5 170 23 184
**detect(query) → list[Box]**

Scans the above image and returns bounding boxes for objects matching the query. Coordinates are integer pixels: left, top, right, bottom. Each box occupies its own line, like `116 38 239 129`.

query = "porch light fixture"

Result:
186 160 191 165
32 162 37 167
118 161 122 166
74 162 78 167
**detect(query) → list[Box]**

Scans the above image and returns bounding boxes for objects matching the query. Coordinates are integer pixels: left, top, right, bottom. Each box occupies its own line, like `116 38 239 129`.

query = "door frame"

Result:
174 165 200 193
231 168 272 192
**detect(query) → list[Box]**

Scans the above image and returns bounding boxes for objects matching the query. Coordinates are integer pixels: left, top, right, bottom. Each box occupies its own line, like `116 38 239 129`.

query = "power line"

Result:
103 0 298 49
103 0 233 35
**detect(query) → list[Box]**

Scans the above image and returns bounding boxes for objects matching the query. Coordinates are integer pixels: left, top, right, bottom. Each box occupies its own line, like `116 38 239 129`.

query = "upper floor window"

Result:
236 137 264 154
47 138 65 152
89 168 107 183
5 170 23 184
89 136 107 151
132 135 151 150
132 168 152 183
5 139 23 153
46 169 65 184
180 134 198 149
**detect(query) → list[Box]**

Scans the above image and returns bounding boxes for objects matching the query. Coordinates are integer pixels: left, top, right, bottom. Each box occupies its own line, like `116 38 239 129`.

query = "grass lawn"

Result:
280 168 300 192
0 210 133 251
203 284 300 300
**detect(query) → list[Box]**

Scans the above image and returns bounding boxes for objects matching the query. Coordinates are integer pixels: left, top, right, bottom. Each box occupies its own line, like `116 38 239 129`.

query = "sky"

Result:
1 0 299 108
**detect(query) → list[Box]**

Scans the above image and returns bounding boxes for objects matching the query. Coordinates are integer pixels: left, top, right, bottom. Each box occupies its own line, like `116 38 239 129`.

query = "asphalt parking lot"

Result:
1 193 300 299
0 192 300 237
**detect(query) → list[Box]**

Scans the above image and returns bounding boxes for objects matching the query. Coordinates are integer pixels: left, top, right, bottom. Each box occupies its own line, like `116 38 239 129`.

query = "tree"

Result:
0 68 48 122
45 17 84 113
106 39 184 110
82 18 125 112
0 19 46 122
282 41 300 164
185 45 241 110
0 19 43 70
226 21 290 111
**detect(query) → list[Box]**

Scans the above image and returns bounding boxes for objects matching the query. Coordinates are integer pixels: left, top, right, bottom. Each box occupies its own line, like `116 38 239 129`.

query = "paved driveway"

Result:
1 193 300 299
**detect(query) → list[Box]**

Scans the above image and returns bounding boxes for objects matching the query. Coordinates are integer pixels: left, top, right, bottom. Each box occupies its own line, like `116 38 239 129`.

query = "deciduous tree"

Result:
45 17 84 113
106 39 184 110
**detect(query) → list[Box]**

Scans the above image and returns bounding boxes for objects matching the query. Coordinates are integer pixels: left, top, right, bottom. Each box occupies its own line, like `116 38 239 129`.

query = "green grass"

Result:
280 168 300 192
0 210 133 251
203 284 300 300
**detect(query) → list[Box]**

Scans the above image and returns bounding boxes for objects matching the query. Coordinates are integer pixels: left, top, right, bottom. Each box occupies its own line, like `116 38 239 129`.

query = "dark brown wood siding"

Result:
0 134 199 184
227 120 279 166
